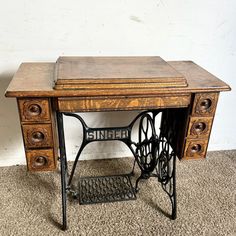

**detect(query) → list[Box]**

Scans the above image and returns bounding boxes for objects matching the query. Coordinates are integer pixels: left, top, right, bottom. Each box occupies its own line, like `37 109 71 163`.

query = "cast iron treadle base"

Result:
57 111 177 230
78 174 136 205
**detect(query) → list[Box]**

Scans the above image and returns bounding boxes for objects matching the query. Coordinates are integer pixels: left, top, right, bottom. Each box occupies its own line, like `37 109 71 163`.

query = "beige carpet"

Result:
0 150 235 236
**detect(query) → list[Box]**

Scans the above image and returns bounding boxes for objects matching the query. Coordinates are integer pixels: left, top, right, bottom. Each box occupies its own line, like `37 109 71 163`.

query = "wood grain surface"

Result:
191 93 219 116
5 61 231 97
55 56 185 81
17 97 58 171
4 58 231 163
184 139 208 160
26 148 56 171
22 123 53 148
187 116 213 138
54 56 187 90
18 98 51 122
57 94 191 112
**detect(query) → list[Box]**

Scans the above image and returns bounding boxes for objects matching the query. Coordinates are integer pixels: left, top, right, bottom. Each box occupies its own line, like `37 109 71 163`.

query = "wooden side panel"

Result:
50 98 58 168
162 92 219 160
181 92 219 160
17 98 58 171
58 94 191 112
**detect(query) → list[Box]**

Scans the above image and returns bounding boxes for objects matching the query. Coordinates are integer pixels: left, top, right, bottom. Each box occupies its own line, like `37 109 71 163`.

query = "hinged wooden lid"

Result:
54 56 188 90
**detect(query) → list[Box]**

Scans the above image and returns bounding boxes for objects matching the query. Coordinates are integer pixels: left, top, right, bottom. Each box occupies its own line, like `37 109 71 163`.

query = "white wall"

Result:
0 0 235 166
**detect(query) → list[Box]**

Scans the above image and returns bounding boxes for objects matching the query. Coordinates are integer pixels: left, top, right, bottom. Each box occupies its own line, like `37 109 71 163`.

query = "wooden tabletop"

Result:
5 60 231 98
54 56 187 90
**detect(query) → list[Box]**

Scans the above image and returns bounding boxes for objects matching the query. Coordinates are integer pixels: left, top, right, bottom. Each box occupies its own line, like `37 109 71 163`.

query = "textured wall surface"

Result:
0 0 235 166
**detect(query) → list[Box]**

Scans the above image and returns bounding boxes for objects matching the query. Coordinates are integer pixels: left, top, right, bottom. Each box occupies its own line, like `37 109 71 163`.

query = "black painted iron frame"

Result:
56 110 177 230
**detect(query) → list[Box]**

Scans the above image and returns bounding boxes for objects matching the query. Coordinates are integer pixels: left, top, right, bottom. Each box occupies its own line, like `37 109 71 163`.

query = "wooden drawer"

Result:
26 149 56 171
22 124 53 148
183 139 208 160
18 98 51 122
187 117 213 138
58 94 191 112
192 93 218 116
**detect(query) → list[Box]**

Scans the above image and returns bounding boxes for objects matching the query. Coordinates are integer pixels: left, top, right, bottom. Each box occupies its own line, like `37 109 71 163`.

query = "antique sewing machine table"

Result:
5 57 230 230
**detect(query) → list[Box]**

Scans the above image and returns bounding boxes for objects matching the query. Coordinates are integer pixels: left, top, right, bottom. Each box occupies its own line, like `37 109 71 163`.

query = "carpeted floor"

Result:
0 150 235 236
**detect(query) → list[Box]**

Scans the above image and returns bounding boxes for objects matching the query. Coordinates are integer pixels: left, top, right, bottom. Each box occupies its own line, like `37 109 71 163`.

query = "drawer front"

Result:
26 149 56 171
22 124 53 148
187 117 213 138
192 93 218 116
184 139 208 159
58 94 191 112
18 98 51 122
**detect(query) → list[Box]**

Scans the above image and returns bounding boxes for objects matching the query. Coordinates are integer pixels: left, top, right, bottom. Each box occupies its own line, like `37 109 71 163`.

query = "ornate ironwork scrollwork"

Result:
135 113 158 173
157 141 176 219
56 109 177 230
132 111 176 219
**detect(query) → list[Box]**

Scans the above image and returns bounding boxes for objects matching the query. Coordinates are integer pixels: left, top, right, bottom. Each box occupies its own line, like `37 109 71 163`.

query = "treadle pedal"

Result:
78 174 136 205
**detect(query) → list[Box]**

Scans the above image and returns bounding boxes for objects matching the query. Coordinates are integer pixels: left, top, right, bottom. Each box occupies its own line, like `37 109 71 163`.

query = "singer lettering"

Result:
86 128 129 141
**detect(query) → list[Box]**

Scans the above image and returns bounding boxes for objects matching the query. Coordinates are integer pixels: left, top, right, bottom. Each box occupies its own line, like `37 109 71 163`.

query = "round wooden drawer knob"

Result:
28 104 42 116
31 131 45 143
199 99 212 111
33 156 47 167
194 122 206 133
191 144 202 153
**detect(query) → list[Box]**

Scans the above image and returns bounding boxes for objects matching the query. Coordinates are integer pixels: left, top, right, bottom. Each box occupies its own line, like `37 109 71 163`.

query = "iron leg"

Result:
135 175 142 192
129 159 136 176
56 112 68 230
158 152 177 220
60 154 67 230
171 155 177 220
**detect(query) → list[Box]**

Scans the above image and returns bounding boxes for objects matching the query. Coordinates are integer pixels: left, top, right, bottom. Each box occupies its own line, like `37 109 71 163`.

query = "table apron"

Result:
56 94 191 112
